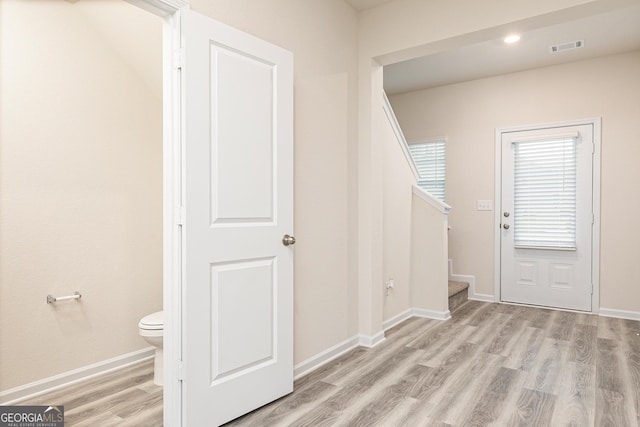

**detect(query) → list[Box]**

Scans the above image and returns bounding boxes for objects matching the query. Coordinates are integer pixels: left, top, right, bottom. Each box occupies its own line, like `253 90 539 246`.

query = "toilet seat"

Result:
138 310 164 386
139 310 163 330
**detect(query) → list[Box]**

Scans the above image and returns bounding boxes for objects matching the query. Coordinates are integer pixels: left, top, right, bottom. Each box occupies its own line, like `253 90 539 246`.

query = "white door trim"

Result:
124 1 187 426
494 118 601 313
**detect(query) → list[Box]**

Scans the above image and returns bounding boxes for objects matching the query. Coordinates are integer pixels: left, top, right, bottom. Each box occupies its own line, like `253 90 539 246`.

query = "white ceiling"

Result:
384 4 640 95
69 0 640 98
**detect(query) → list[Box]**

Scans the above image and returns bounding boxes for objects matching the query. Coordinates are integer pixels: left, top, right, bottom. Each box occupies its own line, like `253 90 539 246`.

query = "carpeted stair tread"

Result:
448 280 469 312
448 280 469 298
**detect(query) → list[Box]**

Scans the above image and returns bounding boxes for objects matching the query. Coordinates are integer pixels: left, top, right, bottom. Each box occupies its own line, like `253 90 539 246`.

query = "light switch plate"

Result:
477 200 493 211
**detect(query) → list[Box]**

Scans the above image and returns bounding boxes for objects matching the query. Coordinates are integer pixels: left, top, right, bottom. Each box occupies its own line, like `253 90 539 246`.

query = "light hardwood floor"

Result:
19 301 640 426
229 301 640 426
18 358 163 426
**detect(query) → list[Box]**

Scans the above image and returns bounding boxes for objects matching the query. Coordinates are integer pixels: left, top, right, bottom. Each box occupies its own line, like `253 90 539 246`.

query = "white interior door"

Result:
181 10 294 426
500 124 594 311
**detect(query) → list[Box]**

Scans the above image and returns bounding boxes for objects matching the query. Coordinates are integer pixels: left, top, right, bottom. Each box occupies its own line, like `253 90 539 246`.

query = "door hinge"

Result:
177 359 184 381
175 206 185 226
173 47 184 70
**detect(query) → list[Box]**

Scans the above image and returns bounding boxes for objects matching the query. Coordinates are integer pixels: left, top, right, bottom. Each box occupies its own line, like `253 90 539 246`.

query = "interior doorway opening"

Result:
0 0 182 424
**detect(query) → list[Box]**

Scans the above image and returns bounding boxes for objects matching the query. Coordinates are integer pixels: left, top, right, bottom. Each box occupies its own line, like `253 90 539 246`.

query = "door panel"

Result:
182 9 294 426
211 257 275 381
500 124 593 311
212 42 275 223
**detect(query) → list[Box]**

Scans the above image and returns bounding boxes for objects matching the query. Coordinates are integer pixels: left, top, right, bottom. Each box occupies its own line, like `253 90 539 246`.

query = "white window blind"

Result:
513 135 577 249
408 139 446 201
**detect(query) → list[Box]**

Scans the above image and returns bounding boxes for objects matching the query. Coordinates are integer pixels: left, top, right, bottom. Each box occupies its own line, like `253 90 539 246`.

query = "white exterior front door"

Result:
181 10 294 426
500 123 594 312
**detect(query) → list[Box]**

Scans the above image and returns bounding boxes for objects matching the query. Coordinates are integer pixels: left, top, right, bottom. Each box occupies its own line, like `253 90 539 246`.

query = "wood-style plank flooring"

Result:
18 358 163 426
18 301 640 426
229 301 640 426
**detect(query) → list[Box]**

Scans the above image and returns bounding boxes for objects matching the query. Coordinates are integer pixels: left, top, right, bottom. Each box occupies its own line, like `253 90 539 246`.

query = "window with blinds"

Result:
408 139 446 201
513 134 577 250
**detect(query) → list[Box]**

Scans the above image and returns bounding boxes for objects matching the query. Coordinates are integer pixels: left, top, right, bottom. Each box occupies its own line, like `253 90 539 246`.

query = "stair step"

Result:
448 280 469 297
448 280 469 312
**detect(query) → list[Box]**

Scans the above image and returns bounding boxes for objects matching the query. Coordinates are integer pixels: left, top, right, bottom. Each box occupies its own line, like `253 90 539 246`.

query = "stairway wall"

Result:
411 192 449 315
389 51 640 314
381 102 414 322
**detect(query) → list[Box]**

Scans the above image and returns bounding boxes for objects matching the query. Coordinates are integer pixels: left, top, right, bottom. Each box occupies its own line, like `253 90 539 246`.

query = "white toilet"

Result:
138 311 164 386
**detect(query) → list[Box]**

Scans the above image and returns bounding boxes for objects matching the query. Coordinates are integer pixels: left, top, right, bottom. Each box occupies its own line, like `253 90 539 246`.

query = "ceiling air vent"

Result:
549 40 584 54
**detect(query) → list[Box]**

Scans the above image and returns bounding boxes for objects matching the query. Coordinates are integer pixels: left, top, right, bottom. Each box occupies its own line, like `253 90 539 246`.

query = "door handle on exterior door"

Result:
282 234 296 246
503 224 510 230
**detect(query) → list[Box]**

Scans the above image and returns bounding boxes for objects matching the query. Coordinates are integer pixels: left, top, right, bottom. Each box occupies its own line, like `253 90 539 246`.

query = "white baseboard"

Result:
359 331 386 348
599 307 640 321
293 335 359 380
293 303 640 385
469 294 496 303
449 259 496 303
293 332 384 381
382 309 413 331
449 268 496 303
294 307 450 381
413 308 451 320
449 273 474 296
0 347 155 405
384 307 451 328
449 273 474 286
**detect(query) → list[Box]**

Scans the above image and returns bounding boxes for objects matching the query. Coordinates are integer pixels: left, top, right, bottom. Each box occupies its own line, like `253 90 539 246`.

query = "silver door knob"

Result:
503 224 510 230
503 211 510 217
282 234 296 246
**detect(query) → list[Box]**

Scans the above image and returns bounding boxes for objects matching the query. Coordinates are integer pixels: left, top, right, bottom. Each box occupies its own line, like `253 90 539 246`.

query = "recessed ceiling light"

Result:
504 34 521 44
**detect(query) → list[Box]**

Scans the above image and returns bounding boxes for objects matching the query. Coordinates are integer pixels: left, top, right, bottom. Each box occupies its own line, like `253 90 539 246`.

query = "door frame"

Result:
125 0 186 426
493 117 601 313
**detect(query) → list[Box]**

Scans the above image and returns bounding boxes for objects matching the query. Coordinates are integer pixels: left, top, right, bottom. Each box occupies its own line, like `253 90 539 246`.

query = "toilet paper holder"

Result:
47 291 82 304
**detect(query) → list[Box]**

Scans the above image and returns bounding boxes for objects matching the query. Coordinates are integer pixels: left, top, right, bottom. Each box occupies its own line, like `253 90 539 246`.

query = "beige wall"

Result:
0 0 163 391
410 191 449 315
1 0 360 390
0 0 359 391
390 50 640 312
381 101 452 322
190 0 360 363
381 108 413 321
355 0 630 339
5 0 636 393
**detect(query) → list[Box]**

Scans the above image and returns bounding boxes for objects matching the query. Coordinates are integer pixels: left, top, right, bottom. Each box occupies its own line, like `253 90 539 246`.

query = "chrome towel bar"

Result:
47 291 82 304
